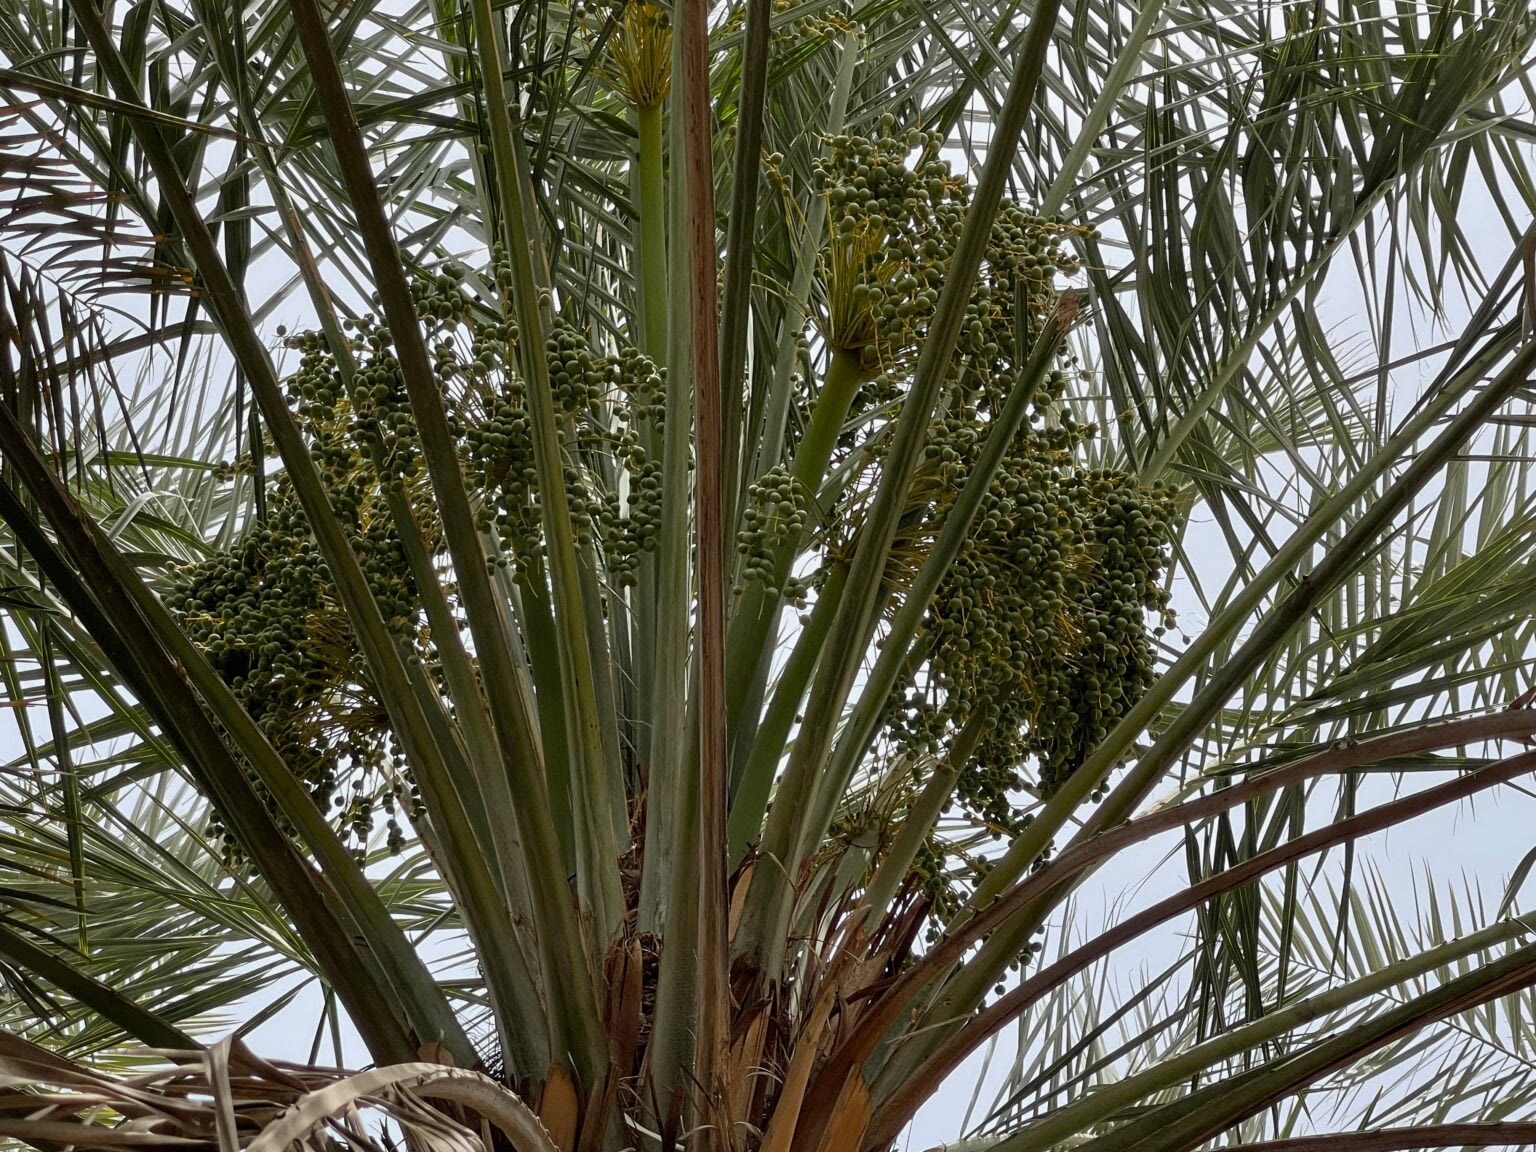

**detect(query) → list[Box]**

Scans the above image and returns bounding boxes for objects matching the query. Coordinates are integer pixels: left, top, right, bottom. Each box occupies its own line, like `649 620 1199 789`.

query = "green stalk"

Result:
642 86 701 1142
857 710 985 935
469 0 625 960
576 529 629 845
0 919 196 1052
795 349 870 493
717 0 774 542
588 432 639 781
635 102 669 361
387 494 518 884
515 556 576 865
991 918 1528 1152
631 99 668 747
727 563 848 863
634 405 695 920
637 56 696 939
726 346 867 740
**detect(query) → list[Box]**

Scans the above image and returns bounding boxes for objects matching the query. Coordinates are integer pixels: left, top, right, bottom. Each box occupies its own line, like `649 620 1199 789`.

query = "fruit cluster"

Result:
167 254 661 853
802 130 1176 894
893 425 1179 829
737 466 810 589
812 117 1078 385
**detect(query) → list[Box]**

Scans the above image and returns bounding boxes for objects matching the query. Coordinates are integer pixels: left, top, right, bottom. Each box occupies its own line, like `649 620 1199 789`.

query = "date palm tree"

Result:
2 0 1536 1149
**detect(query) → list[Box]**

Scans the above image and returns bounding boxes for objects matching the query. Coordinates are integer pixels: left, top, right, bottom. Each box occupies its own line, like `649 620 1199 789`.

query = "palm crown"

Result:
2 1 1536 1150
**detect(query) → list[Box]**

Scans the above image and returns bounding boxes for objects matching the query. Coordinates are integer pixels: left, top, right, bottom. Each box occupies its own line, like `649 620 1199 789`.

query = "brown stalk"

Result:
1073 943 1536 1152
678 0 729 1135
756 971 843 1152
1221 1125 1536 1152
820 709 1536 1098
862 748 1536 1146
